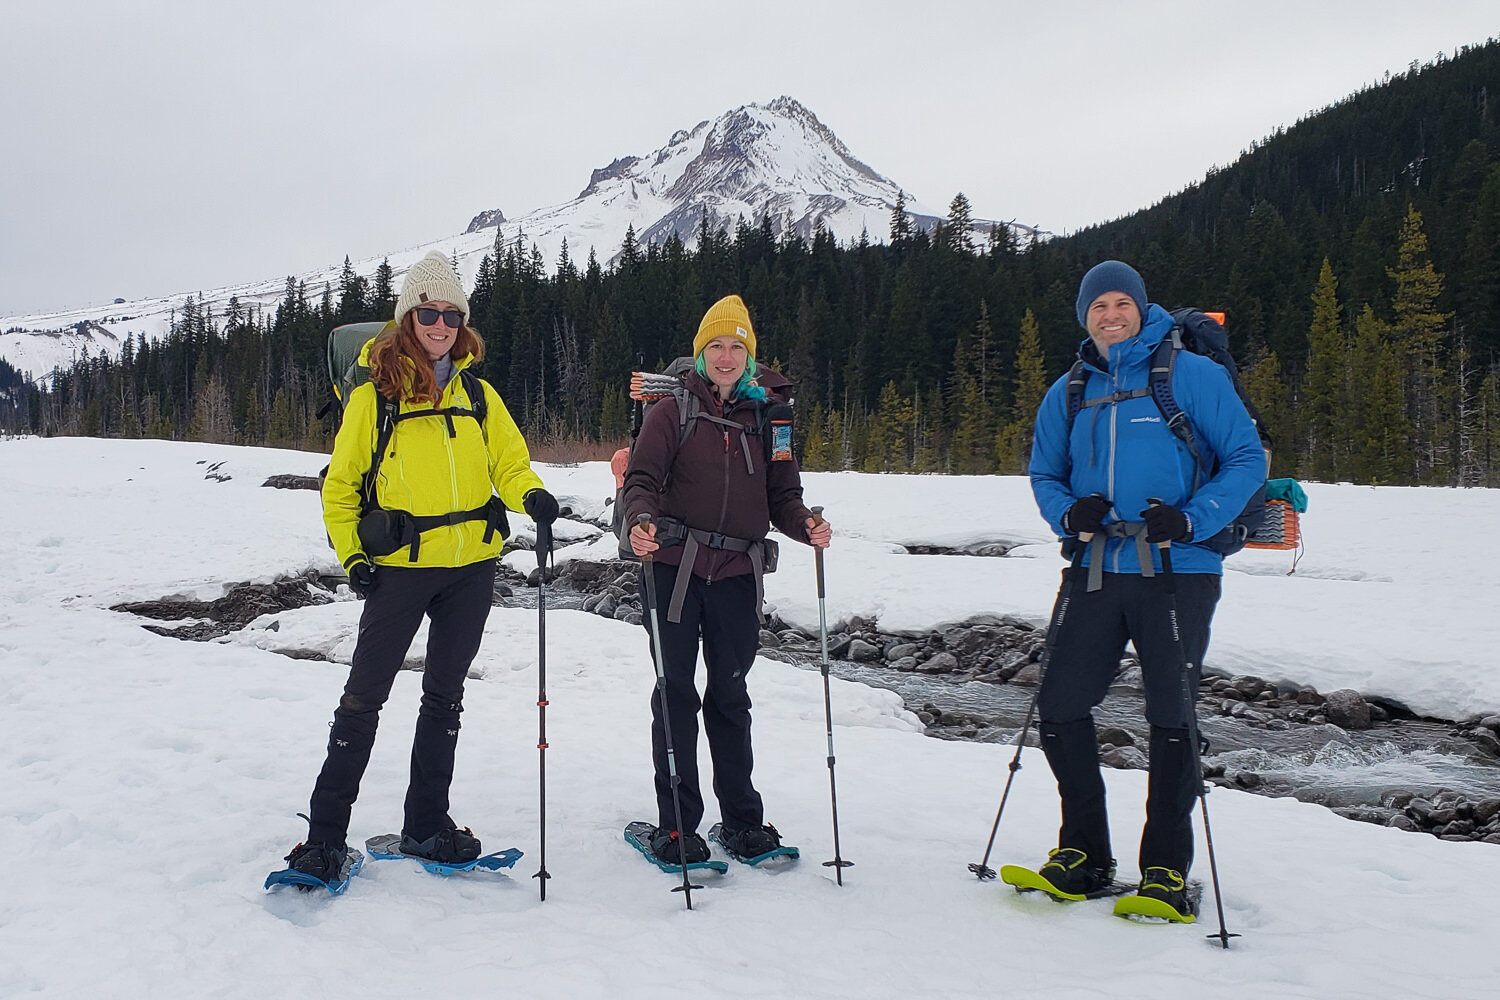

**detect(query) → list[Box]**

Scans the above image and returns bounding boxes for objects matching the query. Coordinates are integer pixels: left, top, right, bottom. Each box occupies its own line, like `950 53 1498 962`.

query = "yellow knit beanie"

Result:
693 294 757 358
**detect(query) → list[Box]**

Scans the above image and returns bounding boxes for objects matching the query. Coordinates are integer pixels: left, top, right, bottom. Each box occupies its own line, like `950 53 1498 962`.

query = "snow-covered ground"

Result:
3 437 1496 999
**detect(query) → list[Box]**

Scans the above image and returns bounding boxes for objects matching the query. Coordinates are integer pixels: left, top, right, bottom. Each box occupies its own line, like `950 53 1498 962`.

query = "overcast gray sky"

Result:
3 1 1497 316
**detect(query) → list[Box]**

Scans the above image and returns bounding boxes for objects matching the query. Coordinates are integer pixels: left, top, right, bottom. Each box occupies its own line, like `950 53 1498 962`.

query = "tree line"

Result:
7 39 1500 486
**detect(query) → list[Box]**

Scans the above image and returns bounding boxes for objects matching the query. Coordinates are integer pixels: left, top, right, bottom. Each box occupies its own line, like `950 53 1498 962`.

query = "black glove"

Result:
523 488 560 525
1140 504 1192 544
348 560 377 599
1063 495 1110 536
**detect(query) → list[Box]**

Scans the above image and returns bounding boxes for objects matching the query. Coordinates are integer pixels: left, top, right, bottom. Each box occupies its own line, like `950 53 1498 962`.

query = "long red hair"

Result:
368 314 485 404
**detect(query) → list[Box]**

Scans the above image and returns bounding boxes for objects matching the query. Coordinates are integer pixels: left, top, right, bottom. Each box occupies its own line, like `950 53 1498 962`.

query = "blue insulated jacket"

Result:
1028 304 1266 576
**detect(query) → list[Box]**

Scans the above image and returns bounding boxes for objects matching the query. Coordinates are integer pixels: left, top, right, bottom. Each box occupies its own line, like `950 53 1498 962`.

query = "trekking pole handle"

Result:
811 505 824 527
1146 497 1170 550
635 513 654 564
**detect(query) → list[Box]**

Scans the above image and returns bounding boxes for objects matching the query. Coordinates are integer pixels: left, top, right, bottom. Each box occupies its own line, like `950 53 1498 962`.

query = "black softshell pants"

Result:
1036 570 1220 877
306 558 496 848
639 562 764 835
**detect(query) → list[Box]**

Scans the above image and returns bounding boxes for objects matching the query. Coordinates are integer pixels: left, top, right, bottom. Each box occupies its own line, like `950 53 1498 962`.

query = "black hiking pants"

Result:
306 558 495 848
1036 570 1220 878
639 562 764 835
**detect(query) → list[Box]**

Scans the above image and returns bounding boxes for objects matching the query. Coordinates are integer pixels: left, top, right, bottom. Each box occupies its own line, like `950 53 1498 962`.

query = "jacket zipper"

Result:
708 414 733 583
1106 350 1122 575
446 382 463 564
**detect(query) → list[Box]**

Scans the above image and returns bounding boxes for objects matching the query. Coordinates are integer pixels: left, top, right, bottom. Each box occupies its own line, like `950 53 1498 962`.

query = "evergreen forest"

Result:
8 39 1500 487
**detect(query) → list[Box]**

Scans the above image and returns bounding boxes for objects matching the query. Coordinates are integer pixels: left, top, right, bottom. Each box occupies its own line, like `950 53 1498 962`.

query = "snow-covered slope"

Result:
3 437 1498 999
1 97 1027 382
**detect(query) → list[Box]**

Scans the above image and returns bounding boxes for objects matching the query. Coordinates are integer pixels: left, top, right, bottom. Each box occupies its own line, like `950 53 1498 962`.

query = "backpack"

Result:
607 357 792 560
1064 308 1270 556
318 321 388 429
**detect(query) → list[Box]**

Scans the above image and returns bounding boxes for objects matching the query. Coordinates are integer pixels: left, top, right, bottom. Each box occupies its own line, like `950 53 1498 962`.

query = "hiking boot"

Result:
649 827 710 865
1036 847 1116 896
400 826 482 864
1136 866 1190 913
285 841 349 882
719 823 782 858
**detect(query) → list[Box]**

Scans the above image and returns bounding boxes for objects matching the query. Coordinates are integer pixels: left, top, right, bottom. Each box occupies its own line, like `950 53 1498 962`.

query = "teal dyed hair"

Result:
695 352 767 401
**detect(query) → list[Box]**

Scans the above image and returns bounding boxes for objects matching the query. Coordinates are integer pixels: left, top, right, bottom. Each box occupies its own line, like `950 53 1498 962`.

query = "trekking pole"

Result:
810 507 853 885
968 529 1091 879
1147 499 1239 949
533 517 553 901
637 514 700 908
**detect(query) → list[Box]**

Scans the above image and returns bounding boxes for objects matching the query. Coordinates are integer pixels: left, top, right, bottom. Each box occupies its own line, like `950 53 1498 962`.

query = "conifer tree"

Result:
1240 344 1292 477
267 388 296 448
372 258 396 317
889 191 913 246
945 328 990 473
1347 305 1414 484
945 193 975 254
1387 203 1452 482
997 308 1047 473
1301 258 1347 480
864 381 914 472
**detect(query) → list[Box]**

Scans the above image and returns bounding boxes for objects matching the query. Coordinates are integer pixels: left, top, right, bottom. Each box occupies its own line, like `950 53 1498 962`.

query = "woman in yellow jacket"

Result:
283 252 559 884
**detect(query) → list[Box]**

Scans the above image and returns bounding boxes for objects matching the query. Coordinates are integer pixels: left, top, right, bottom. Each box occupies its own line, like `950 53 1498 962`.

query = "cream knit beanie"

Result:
394 251 470 326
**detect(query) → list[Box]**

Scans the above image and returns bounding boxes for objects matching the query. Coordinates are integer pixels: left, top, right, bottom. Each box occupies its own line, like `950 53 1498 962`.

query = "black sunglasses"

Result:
414 306 465 329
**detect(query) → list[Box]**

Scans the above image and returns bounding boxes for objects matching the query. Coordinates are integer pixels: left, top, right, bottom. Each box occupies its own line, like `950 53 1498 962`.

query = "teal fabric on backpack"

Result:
1265 478 1309 513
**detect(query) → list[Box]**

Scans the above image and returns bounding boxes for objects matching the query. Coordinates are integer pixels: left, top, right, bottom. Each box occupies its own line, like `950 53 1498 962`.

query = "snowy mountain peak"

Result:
464 95 1015 255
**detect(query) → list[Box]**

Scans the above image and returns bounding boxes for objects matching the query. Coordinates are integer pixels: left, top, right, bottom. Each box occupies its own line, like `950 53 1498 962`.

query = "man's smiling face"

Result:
1085 292 1142 353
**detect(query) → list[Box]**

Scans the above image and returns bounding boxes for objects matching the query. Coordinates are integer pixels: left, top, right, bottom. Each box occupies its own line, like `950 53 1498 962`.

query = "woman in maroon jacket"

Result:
622 294 832 864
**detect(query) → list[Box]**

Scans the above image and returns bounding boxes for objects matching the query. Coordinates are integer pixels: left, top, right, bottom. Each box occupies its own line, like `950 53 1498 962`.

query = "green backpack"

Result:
324 321 389 428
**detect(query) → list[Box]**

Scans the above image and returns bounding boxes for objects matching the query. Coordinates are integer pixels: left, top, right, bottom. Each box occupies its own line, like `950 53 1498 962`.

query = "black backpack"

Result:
1064 308 1270 556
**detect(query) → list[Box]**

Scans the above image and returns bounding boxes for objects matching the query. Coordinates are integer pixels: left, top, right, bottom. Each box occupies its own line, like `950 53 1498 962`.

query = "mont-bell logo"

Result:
1130 415 1162 424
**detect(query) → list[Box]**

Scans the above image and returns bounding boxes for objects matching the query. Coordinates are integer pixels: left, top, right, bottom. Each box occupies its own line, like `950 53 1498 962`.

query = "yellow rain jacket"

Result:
322 352 544 571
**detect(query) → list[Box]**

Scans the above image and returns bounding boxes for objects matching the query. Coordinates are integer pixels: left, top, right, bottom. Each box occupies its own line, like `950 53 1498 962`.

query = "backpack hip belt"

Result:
358 496 509 562
653 516 777 625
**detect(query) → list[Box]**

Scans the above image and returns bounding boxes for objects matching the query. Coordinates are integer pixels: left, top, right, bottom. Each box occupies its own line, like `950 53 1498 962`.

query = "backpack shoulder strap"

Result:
362 392 400 512
459 369 489 440
459 369 487 422
1149 327 1208 477
1063 360 1088 431
673 384 700 448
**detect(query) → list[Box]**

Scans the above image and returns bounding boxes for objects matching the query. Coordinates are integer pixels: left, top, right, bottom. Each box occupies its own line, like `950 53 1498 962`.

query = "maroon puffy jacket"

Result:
621 367 813 581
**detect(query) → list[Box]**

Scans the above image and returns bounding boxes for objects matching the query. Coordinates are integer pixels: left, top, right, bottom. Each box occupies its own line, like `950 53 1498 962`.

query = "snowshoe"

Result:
624 822 727 875
365 832 523 876
400 826 482 863
264 842 364 894
1000 848 1121 901
1113 867 1202 923
709 822 800 865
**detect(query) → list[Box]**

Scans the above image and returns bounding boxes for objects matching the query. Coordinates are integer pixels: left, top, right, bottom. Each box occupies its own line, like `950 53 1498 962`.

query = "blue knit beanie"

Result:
1075 260 1149 329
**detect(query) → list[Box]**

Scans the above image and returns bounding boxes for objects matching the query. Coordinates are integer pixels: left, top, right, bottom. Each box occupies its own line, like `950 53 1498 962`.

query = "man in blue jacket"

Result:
1026 260 1264 914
